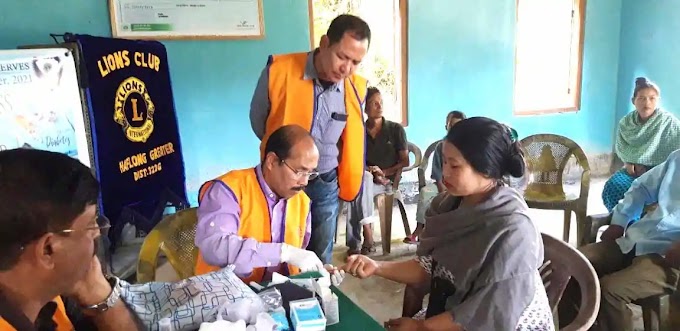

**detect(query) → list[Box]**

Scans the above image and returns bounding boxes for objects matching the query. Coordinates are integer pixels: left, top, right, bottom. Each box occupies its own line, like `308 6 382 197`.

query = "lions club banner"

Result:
74 34 188 244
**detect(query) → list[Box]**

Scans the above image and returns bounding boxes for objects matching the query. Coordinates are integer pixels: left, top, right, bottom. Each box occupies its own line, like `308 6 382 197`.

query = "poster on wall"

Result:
72 34 188 245
0 48 91 166
108 0 265 40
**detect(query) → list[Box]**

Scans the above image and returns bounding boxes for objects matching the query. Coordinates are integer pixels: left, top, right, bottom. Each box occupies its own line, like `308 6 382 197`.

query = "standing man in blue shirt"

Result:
249 15 371 264
559 150 680 331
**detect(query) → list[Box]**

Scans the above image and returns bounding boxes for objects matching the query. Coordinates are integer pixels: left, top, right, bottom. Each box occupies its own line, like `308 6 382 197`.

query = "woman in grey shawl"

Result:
342 117 553 330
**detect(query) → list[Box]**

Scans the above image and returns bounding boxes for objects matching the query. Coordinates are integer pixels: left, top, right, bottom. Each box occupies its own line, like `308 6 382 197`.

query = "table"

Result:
327 285 384 331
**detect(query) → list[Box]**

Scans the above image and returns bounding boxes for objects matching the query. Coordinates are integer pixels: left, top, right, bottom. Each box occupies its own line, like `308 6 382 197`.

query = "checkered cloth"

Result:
120 265 262 331
616 109 680 167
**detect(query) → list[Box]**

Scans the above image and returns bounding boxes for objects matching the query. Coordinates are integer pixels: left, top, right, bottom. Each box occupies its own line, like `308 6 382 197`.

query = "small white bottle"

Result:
320 287 340 325
158 317 173 331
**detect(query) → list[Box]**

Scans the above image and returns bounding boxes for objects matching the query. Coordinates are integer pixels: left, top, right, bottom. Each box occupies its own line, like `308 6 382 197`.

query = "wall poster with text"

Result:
0 48 91 166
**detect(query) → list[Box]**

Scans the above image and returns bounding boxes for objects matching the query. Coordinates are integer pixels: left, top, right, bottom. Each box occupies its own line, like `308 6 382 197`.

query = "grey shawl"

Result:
417 186 544 330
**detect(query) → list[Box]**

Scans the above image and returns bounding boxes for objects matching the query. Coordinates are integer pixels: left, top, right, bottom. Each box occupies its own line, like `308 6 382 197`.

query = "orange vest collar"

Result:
195 168 310 282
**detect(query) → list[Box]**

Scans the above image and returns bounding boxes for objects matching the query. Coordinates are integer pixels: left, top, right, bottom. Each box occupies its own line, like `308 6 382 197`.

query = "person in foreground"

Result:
194 125 343 285
0 148 140 330
249 14 371 264
601 77 680 211
342 117 553 331
559 149 680 331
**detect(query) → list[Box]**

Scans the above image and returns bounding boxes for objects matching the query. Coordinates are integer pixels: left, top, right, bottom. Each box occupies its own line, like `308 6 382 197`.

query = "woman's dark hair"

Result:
366 86 381 103
445 117 525 179
633 77 660 98
447 110 466 120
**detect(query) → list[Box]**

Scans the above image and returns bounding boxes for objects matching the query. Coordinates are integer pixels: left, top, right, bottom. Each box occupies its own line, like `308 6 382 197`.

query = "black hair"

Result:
264 124 313 161
633 77 660 98
445 117 525 179
447 110 466 120
0 148 99 270
326 14 371 46
366 86 380 103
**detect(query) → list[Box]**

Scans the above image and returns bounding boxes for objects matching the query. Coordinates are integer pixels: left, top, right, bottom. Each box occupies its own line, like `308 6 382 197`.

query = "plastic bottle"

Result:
320 287 339 325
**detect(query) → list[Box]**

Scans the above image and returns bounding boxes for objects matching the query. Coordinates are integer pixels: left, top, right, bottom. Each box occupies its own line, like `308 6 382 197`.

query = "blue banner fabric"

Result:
74 34 188 244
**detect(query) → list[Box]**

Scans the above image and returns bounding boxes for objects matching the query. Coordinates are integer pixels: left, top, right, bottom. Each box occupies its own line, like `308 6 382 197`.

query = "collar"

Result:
303 49 343 92
255 164 280 202
0 287 44 331
366 117 388 130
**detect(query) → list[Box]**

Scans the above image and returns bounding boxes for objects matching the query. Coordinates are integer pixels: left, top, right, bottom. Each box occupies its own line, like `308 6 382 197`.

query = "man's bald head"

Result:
264 124 316 160
262 125 319 199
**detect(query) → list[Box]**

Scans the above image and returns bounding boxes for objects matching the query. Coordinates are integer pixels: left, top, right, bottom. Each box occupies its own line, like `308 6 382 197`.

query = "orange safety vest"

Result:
0 296 73 331
262 52 367 202
194 168 310 283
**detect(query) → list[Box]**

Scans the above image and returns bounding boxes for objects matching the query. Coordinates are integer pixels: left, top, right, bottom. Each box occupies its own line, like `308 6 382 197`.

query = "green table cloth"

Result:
327 285 383 330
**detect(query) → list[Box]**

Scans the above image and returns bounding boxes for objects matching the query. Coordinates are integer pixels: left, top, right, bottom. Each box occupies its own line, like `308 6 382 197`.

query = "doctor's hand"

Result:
341 254 379 279
280 244 328 277
324 264 346 286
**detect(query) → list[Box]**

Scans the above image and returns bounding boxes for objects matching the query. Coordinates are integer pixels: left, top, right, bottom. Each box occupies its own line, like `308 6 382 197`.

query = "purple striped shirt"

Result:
194 165 312 280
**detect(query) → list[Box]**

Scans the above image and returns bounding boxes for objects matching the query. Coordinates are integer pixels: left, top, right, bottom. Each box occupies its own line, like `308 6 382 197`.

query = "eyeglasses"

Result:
18 215 111 251
281 159 319 180
58 215 111 236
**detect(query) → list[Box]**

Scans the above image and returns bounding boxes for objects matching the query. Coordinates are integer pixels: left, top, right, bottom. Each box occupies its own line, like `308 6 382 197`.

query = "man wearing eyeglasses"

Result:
249 15 371 264
194 125 344 285
0 149 140 330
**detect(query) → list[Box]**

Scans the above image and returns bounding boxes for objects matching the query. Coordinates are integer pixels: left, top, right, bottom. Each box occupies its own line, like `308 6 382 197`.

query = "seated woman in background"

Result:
404 110 466 244
602 77 680 211
346 86 409 255
343 117 553 331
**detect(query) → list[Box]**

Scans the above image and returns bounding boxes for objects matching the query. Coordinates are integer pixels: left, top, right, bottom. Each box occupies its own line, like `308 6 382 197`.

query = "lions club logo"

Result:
114 77 155 143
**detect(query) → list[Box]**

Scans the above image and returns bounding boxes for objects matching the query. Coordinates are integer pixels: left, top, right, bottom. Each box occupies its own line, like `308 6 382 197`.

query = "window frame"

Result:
307 0 410 126
513 0 587 116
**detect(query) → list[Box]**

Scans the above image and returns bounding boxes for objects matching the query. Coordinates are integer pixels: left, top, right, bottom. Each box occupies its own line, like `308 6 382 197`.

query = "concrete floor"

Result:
154 177 665 330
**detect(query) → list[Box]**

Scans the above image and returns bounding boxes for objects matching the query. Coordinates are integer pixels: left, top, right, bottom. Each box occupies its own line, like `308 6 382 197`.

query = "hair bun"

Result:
505 143 526 178
635 77 648 86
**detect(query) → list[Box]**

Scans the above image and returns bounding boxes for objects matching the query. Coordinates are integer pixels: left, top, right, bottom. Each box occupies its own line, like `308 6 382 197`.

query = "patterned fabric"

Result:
417 255 554 330
602 169 636 212
616 109 680 167
515 275 555 331
120 265 262 331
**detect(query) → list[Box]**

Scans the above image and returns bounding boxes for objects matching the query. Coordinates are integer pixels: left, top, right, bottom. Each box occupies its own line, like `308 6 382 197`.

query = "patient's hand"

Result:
384 317 424 331
600 225 624 241
341 255 379 279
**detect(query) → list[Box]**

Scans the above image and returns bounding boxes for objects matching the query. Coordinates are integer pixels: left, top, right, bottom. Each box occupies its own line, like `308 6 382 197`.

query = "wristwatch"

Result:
81 275 121 316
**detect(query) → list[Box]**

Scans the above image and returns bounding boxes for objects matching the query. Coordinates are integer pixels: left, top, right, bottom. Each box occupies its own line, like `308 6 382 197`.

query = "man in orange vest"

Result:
195 125 344 284
249 14 371 263
0 149 139 330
